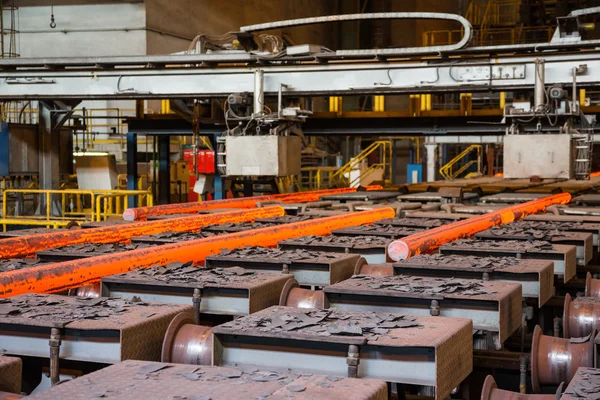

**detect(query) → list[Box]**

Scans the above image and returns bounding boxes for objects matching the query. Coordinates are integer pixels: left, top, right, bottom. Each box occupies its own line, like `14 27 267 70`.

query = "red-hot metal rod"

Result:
0 206 285 260
122 186 384 221
387 193 572 261
0 207 395 297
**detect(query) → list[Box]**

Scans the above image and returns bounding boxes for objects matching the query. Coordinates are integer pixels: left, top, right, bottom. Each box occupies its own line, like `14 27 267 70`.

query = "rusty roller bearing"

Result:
67 282 101 298
531 325 595 393
161 312 212 365
481 375 559 400
563 293 600 338
353 257 393 276
585 272 600 297
279 278 325 309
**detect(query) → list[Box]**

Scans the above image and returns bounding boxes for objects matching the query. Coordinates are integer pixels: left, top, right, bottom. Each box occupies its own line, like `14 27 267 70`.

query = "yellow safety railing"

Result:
95 190 153 221
301 166 340 190
424 26 553 47
1 188 153 230
439 144 482 181
332 141 392 187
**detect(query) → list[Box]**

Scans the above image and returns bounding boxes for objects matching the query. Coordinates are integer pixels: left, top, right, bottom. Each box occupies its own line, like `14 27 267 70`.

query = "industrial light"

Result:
73 151 109 156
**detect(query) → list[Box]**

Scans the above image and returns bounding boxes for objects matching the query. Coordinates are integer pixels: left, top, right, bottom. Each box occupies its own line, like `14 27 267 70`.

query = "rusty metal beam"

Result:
387 193 572 261
0 208 395 297
0 207 285 260
122 186 383 221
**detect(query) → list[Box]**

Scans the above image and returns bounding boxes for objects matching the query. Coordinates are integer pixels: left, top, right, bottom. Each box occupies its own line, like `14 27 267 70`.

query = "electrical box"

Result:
225 136 302 177
504 134 574 179
407 164 422 184
183 149 215 174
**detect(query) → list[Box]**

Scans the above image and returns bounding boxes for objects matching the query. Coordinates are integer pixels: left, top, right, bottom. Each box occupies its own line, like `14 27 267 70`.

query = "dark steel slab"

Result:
479 193 546 204
102 264 291 315
26 360 389 400
0 258 49 273
319 191 400 202
0 294 190 364
212 306 473 400
324 275 521 345
393 254 554 307
476 228 593 267
131 231 217 244
397 192 478 202
374 217 451 229
0 228 58 238
573 194 600 206
440 239 577 283
0 355 21 395
205 247 360 287
36 242 156 262
278 235 392 264
332 224 425 239
203 221 277 233
561 367 600 399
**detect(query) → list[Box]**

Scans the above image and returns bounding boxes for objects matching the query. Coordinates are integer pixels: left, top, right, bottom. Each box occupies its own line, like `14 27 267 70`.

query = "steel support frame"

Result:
2 53 600 100
126 132 138 207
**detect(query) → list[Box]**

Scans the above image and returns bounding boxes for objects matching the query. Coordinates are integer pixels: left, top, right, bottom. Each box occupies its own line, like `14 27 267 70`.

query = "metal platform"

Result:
332 225 425 239
255 215 322 224
102 263 291 316
0 258 48 273
374 217 451 229
131 231 217 245
0 356 21 395
278 235 391 264
204 247 360 287
439 239 577 283
0 228 58 239
397 192 479 203
26 360 389 400
479 193 547 204
319 191 400 203
36 242 156 262
573 194 600 206
203 221 277 233
324 275 521 346
0 294 189 365
212 306 472 400
475 228 593 267
561 367 600 399
392 254 554 307
502 219 600 248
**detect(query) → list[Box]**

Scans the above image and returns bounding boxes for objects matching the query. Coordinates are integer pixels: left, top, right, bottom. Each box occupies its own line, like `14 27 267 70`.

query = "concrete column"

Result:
425 143 438 182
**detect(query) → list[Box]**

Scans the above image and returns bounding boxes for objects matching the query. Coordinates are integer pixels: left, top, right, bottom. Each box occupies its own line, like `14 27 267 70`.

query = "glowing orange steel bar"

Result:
387 193 572 261
0 207 395 297
591 171 600 177
122 186 383 221
0 206 285 260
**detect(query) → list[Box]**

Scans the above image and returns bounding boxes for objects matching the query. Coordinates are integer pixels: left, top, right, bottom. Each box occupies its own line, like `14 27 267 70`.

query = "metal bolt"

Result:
346 344 360 378
482 272 490 281
49 328 62 386
192 288 202 325
430 300 440 316
282 264 290 274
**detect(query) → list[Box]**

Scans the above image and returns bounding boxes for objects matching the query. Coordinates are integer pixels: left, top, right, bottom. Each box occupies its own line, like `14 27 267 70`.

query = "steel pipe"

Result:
585 271 600 297
563 293 600 338
278 279 325 309
481 375 556 400
354 258 393 276
0 206 285 259
0 207 395 296
161 312 212 365
122 186 383 221
388 193 572 261
531 325 594 393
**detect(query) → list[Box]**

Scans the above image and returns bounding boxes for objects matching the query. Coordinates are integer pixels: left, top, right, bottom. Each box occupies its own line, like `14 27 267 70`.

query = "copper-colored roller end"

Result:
161 312 212 365
563 293 600 338
481 375 555 400
353 257 393 276
279 279 325 309
531 325 595 393
0 391 25 400
585 272 600 297
67 282 101 298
